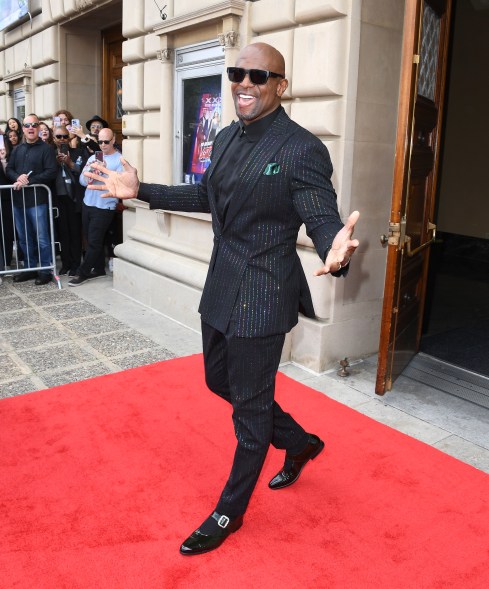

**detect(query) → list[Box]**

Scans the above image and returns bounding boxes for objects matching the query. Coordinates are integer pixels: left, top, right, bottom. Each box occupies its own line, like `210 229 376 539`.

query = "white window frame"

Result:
14 88 25 121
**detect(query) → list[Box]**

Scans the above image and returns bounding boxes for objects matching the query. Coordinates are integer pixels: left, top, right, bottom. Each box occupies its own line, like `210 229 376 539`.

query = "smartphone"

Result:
0 134 4 149
53 116 61 125
88 151 105 184
71 119 80 128
59 143 69 155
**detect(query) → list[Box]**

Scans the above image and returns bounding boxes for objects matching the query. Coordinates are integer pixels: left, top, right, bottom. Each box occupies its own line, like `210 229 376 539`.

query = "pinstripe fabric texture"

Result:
202 321 308 518
138 108 344 337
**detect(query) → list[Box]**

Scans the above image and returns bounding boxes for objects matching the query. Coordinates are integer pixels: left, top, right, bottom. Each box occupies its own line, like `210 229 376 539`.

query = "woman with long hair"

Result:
38 122 54 145
4 117 22 142
52 109 79 148
4 129 20 157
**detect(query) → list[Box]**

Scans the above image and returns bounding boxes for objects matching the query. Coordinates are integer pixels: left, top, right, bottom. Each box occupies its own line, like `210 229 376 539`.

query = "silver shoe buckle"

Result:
217 515 230 528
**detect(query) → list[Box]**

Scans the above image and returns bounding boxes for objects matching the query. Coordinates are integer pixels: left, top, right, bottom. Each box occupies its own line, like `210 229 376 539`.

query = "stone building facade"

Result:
0 0 406 372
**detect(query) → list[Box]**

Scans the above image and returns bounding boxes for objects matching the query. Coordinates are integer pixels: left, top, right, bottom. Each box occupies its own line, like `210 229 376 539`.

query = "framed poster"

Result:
184 78 222 183
174 41 224 184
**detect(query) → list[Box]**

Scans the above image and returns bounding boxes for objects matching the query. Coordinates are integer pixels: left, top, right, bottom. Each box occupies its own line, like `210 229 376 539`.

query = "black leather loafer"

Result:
13 271 37 283
35 273 52 285
180 512 243 556
268 434 325 490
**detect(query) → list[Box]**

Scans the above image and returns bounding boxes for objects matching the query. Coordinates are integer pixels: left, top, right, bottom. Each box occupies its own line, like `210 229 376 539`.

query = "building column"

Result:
157 37 174 185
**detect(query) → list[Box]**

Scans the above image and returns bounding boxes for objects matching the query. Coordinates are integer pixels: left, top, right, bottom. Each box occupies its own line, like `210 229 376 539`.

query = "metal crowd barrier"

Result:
0 183 61 289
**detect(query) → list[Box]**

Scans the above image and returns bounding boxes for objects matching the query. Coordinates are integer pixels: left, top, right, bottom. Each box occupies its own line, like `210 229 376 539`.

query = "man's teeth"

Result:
239 94 254 100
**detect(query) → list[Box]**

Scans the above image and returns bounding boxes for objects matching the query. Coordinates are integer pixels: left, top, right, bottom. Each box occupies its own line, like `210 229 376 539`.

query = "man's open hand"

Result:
84 158 140 199
314 210 360 276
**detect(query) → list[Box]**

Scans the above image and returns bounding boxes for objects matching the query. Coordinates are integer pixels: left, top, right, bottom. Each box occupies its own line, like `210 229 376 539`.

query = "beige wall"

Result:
437 1 489 239
116 0 405 372
0 0 407 373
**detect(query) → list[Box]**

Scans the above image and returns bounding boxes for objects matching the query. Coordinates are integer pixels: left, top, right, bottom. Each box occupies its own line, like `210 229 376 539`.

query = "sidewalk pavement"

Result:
1 271 488 473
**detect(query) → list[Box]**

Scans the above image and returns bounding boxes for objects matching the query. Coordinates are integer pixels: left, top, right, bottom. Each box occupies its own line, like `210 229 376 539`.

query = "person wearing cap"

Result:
86 115 109 136
68 115 109 153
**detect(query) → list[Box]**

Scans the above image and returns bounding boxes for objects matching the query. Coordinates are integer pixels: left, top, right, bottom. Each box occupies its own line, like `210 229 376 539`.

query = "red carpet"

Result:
1 355 488 589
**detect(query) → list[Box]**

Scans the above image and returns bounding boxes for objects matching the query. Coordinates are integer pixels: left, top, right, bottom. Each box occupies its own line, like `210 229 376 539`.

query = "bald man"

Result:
70 128 123 286
87 43 360 555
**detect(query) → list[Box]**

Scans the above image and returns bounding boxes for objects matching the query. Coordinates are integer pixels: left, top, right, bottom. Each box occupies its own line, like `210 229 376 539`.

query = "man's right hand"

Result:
85 158 140 199
14 174 30 189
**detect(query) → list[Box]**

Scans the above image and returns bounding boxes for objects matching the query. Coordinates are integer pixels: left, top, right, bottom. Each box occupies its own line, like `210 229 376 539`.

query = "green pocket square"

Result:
263 163 281 175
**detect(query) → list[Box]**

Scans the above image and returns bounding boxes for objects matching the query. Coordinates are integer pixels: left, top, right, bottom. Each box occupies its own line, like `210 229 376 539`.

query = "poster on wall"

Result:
186 92 222 183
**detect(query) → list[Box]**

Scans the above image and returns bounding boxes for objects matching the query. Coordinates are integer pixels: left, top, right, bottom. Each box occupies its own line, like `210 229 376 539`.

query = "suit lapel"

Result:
222 110 295 231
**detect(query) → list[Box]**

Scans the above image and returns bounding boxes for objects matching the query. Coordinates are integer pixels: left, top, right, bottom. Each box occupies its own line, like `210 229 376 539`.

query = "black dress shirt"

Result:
211 107 282 222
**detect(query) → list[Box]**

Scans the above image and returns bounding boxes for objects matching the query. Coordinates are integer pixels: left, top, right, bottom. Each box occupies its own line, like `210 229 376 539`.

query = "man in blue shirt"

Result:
69 128 123 286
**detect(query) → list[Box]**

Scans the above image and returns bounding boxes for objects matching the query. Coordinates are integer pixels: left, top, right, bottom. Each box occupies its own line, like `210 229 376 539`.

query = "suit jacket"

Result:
138 108 344 337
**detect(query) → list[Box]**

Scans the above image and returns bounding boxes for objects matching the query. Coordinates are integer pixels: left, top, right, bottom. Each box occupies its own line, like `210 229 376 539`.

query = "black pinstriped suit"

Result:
138 107 344 517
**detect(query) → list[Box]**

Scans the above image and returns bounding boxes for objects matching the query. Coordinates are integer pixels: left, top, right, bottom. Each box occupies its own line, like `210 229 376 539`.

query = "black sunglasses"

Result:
55 134 69 139
23 122 39 128
227 67 284 85
98 140 111 145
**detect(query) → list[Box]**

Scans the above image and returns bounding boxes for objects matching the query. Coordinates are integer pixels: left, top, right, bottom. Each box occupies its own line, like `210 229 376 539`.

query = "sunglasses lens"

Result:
249 70 268 85
227 68 245 83
24 123 39 128
227 68 269 85
56 135 69 139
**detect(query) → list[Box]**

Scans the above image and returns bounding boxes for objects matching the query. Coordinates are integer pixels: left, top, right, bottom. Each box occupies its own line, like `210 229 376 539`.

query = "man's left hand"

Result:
314 210 360 276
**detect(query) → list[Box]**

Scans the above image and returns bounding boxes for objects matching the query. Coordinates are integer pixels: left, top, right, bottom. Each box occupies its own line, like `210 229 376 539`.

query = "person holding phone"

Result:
53 125 85 275
52 110 80 148
69 127 123 286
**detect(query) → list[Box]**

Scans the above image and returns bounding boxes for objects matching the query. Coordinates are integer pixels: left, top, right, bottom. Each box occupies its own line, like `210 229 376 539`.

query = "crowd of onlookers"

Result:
0 111 124 287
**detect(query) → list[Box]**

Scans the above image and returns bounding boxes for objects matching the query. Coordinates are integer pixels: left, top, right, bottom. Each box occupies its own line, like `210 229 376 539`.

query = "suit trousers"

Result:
57 196 82 272
202 321 309 518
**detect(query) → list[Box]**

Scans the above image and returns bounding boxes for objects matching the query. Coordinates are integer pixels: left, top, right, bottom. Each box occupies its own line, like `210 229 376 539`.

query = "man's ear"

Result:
277 78 288 97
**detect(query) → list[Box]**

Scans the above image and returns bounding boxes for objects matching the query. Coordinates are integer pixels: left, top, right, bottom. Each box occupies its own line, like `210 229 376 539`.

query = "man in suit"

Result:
87 42 360 555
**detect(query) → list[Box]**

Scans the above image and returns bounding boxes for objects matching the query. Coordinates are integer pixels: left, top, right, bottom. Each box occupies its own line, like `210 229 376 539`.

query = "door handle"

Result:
405 221 436 257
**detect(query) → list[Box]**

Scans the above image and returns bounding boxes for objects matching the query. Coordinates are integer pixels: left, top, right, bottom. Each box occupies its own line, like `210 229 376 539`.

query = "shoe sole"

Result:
269 440 325 491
